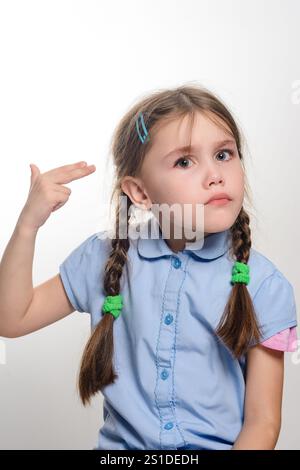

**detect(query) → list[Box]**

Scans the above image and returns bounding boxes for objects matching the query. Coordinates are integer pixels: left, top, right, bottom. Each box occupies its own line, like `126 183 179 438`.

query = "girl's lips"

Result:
206 198 231 206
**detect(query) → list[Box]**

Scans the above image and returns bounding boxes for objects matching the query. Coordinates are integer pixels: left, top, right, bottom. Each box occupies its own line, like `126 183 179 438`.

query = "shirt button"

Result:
172 256 181 269
164 314 174 325
164 422 174 430
160 369 169 380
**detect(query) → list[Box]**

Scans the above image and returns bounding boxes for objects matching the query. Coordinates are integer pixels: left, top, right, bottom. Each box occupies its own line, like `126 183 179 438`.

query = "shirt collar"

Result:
136 217 231 261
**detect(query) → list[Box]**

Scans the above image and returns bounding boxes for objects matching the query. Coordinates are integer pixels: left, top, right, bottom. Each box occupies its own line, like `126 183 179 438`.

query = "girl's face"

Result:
122 110 245 246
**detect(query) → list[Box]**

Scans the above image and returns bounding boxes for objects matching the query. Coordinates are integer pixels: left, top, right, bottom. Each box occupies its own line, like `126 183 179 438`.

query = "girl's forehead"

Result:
147 111 235 159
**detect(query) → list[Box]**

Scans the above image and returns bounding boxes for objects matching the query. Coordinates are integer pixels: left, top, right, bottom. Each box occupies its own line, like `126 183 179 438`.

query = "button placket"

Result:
154 253 187 449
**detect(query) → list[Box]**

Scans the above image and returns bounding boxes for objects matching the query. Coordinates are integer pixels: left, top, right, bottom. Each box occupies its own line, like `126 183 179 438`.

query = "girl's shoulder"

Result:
248 246 295 297
58 230 113 314
248 246 285 280
246 247 298 346
61 230 113 260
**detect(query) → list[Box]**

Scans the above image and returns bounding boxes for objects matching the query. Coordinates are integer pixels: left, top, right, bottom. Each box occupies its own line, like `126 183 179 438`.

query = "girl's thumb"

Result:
29 163 40 182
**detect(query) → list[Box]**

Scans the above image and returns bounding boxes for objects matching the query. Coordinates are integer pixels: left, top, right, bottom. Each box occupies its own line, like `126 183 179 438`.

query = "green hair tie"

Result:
102 294 123 320
231 261 250 285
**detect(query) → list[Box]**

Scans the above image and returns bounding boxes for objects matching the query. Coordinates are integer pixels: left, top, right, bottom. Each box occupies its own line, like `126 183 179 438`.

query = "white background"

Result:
0 0 299 449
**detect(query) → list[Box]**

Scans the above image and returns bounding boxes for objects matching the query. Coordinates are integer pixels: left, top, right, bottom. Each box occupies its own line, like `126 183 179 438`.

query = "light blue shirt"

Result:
59 218 298 450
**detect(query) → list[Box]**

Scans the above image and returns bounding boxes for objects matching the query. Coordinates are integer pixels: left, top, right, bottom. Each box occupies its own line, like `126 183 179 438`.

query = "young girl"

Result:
0 84 298 451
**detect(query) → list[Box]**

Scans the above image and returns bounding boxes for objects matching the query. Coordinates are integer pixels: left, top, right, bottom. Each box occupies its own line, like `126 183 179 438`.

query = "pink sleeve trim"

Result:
261 326 298 352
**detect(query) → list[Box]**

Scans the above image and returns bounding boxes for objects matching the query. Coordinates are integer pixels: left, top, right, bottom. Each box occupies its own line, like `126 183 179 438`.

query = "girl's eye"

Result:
216 149 234 161
174 156 193 169
174 149 234 168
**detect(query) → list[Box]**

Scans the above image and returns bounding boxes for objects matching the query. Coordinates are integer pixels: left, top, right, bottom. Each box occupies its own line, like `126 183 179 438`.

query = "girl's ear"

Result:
121 176 152 210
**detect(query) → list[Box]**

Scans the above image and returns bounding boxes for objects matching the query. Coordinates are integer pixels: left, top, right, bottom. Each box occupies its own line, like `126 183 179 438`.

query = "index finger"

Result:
44 161 88 175
44 161 96 184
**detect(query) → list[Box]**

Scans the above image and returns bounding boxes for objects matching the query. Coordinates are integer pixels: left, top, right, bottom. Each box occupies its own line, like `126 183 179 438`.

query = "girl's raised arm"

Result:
0 161 95 338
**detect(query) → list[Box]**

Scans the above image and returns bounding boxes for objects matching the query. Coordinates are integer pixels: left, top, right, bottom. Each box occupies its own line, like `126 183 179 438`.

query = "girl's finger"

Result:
46 164 96 185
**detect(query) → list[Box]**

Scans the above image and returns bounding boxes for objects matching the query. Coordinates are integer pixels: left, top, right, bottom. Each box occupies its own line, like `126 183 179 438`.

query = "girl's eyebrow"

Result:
161 138 236 159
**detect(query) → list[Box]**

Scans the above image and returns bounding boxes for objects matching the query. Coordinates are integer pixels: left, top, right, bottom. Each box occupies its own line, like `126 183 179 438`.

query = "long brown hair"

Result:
78 83 261 406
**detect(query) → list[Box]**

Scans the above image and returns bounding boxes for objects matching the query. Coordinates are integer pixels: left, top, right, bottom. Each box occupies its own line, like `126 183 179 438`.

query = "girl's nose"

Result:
205 172 224 188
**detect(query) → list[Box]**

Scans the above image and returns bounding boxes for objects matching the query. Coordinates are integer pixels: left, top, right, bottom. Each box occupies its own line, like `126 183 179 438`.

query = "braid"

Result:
230 208 251 264
78 196 130 406
215 207 262 358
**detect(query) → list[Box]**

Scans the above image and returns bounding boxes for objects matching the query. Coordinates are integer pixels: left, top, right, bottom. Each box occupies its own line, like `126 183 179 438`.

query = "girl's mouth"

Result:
206 198 231 206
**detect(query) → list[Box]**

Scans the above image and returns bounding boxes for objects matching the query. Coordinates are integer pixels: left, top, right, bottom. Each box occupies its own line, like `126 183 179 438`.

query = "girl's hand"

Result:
17 161 96 232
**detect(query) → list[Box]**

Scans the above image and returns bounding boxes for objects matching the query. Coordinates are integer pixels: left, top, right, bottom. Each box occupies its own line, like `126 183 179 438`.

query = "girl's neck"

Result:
162 229 210 254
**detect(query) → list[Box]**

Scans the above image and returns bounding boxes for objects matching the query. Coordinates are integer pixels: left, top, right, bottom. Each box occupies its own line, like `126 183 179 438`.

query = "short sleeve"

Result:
260 326 298 352
59 231 111 313
251 268 298 348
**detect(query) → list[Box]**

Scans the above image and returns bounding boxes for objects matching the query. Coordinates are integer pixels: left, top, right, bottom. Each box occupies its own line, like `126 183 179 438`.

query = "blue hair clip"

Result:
136 112 150 144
